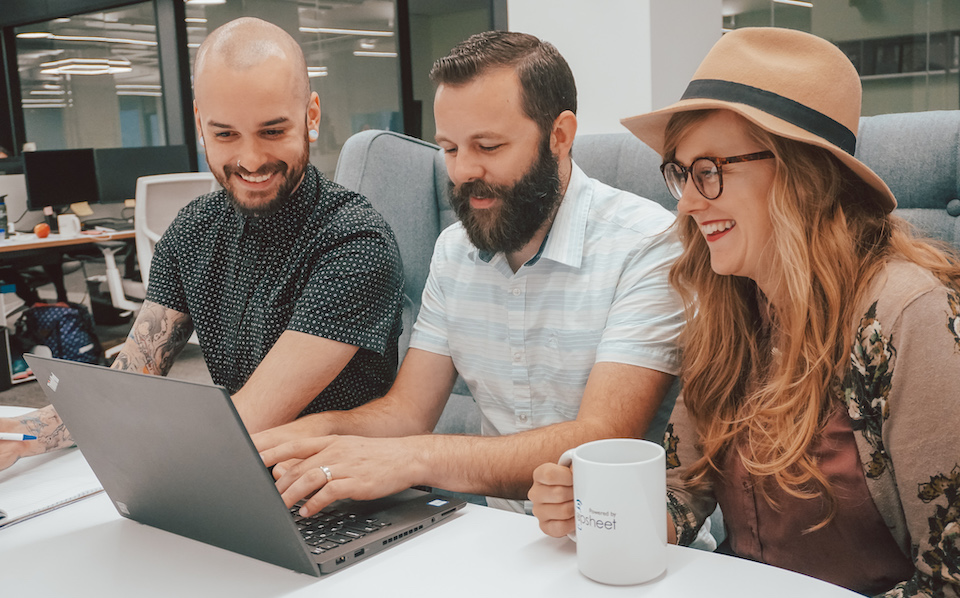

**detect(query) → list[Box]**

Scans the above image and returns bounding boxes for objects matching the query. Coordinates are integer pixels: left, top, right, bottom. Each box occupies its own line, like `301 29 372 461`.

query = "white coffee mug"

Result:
559 438 667 585
57 214 81 237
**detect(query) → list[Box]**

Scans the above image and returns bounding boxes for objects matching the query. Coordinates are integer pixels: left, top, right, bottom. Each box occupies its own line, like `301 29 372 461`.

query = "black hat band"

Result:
681 79 857 156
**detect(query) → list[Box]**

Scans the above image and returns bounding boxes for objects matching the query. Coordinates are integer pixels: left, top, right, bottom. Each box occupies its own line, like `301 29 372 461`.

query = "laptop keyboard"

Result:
290 506 391 555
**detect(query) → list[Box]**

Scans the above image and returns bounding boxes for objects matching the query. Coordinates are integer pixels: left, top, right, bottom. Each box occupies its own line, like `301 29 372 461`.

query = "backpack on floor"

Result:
14 302 103 365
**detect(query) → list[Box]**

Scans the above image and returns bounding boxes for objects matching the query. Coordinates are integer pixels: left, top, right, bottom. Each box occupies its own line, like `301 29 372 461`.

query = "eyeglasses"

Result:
659 151 775 201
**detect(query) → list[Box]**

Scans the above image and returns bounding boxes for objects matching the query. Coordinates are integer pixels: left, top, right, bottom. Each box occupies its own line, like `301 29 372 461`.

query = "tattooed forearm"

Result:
19 407 74 452
112 301 194 376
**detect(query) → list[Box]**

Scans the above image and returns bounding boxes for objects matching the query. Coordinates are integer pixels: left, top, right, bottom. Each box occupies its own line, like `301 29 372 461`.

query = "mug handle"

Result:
558 449 577 542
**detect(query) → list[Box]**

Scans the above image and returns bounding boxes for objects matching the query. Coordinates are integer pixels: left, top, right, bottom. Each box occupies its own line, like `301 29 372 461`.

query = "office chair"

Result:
96 172 218 358
135 172 219 292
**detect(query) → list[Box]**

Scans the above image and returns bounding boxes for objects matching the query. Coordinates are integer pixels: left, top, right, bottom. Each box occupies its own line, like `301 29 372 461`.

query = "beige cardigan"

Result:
664 260 960 598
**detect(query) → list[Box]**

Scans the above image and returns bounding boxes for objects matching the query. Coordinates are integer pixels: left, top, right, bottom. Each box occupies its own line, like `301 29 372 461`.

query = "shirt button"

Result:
512 288 521 296
518 414 528 423
513 352 522 362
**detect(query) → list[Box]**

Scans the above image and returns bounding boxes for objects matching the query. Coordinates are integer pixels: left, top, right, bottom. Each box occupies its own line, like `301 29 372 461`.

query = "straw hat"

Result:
621 27 896 212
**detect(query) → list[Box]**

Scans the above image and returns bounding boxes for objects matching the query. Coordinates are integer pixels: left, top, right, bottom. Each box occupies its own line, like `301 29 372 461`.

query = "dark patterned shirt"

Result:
146 164 404 415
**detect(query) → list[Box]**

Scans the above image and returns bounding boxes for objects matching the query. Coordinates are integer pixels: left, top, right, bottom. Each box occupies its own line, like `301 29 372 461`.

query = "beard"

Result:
449 134 562 254
214 133 311 218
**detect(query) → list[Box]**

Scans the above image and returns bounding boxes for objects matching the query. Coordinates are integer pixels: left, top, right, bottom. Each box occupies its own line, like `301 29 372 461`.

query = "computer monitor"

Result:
0 156 24 175
23 149 99 211
94 145 191 204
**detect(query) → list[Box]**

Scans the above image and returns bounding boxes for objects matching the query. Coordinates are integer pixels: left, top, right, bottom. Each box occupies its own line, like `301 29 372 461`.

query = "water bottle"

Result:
0 194 8 241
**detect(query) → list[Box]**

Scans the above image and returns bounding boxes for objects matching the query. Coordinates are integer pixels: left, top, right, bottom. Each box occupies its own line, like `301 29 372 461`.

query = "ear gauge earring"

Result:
308 129 319 142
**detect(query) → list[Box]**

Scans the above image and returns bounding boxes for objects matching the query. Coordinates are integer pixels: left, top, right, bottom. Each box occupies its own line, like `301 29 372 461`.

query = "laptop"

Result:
25 354 466 576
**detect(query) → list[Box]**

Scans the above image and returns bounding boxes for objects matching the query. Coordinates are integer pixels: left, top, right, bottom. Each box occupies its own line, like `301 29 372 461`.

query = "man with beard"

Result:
0 18 403 470
255 31 684 515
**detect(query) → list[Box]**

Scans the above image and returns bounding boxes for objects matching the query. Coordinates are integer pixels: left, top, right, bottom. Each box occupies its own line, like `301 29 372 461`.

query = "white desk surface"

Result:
0 229 134 253
0 479 860 597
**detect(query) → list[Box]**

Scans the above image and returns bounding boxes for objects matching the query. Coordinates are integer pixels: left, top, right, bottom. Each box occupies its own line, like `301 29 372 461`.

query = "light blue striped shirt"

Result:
410 161 683 498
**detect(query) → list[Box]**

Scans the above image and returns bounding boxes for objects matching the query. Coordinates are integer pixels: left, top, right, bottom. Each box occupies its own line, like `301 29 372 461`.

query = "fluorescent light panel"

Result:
40 57 133 75
773 0 813 7
16 31 156 46
300 26 393 37
353 50 397 58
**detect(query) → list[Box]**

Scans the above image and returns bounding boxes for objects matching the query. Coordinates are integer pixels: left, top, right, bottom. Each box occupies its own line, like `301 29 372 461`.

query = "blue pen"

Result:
0 433 37 441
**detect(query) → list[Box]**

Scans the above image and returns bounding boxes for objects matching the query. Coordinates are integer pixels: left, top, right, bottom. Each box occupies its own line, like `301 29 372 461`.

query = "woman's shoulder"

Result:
861 259 954 322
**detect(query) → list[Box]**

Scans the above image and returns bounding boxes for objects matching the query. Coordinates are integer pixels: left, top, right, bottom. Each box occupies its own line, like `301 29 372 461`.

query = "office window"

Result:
14 2 165 151
722 0 960 114
183 0 402 175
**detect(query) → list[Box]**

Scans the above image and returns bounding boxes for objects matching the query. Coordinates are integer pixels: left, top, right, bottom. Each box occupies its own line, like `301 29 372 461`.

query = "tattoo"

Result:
19 410 73 452
112 301 194 376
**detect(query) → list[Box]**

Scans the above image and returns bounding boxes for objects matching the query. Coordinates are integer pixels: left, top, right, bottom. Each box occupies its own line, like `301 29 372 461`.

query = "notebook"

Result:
0 407 103 528
24 354 466 576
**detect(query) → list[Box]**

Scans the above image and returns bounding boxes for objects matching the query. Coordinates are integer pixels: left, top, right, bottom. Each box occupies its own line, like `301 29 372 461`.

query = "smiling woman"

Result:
532 27 960 598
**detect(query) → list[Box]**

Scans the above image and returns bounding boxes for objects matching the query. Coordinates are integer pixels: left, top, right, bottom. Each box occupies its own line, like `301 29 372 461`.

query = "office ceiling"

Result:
14 0 479 107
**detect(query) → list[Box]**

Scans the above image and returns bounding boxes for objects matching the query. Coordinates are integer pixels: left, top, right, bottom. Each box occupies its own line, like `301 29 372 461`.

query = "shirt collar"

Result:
476 160 591 269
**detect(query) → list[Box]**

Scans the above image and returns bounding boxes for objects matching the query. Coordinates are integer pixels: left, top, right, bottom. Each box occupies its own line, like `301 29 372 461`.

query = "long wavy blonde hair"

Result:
665 109 960 523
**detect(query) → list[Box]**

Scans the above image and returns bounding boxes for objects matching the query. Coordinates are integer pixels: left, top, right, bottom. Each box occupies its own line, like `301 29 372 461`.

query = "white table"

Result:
0 482 861 597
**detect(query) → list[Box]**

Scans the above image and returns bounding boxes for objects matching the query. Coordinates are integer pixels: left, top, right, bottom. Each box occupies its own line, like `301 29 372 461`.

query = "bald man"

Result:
0 17 404 470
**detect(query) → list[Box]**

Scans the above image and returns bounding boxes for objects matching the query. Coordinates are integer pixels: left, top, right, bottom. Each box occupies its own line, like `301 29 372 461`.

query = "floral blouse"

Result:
664 260 960 598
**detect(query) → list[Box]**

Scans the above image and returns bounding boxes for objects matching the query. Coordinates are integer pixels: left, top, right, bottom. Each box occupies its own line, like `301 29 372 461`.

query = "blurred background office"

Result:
2 0 957 172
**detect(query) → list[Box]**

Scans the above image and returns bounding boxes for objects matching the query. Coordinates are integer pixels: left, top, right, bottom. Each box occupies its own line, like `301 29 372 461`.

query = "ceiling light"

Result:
30 90 66 95
40 58 133 75
17 31 156 46
359 41 376 50
300 26 393 37
116 84 162 90
185 17 208 23
353 50 397 58
773 0 813 6
185 0 227 4
117 91 163 97
308 66 328 78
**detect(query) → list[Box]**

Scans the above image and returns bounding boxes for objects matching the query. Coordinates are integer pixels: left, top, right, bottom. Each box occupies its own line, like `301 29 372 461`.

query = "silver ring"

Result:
319 465 333 483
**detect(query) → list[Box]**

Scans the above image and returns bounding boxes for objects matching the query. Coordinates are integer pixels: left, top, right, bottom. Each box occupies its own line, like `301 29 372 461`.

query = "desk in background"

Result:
0 229 135 254
0 440 860 598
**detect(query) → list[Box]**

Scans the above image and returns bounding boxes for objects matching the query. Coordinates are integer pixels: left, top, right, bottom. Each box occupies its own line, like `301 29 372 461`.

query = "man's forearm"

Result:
282 391 440 440
17 405 74 455
111 301 193 376
406 418 626 500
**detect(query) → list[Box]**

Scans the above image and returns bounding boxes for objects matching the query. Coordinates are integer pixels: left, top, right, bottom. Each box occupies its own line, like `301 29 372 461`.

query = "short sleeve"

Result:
144 218 189 313
286 223 403 356
595 230 684 375
663 394 718 547
408 227 453 357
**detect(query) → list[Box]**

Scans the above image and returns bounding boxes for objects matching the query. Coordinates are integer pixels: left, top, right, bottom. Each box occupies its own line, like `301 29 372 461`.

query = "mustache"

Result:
453 178 510 203
224 160 287 178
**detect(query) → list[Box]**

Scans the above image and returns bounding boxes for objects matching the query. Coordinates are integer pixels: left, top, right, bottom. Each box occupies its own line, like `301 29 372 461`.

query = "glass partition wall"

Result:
14 2 164 152
183 0 402 174
722 0 960 115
